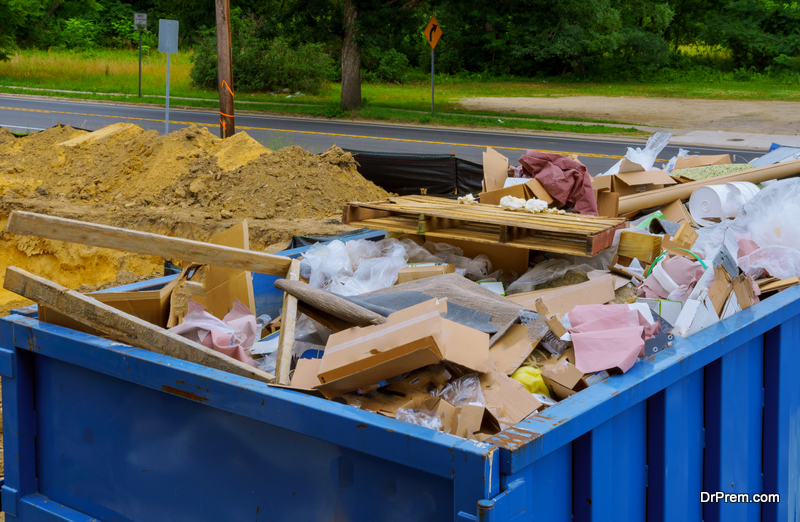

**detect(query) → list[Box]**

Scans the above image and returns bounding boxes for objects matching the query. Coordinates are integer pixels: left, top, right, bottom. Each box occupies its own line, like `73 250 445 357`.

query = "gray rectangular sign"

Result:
158 19 179 54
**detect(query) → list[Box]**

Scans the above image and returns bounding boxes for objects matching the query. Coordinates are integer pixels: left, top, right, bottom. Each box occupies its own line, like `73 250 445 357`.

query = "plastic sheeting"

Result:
349 151 483 195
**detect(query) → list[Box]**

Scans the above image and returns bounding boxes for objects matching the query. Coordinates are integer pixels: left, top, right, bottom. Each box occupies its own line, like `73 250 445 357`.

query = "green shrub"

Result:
190 15 334 94
60 18 100 49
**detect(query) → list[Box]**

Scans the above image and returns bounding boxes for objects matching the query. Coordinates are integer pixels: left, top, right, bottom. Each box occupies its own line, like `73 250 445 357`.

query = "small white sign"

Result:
158 19 179 54
134 13 147 30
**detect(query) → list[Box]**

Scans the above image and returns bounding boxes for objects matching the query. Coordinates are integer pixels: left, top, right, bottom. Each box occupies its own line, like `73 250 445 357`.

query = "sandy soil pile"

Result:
0 123 388 314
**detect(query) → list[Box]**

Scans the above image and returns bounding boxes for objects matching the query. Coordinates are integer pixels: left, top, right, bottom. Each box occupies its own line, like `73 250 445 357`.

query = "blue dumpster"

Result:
1 237 798 521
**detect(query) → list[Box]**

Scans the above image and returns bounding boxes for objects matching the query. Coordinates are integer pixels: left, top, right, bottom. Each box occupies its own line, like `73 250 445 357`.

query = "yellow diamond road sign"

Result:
424 17 442 49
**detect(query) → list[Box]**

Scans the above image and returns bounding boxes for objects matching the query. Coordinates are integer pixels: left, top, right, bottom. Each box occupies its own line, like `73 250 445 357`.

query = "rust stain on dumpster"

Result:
161 385 209 403
490 427 540 450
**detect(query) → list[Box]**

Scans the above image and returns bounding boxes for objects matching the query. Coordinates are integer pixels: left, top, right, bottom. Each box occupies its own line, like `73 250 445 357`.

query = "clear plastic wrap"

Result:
599 132 671 176
661 148 689 173
506 259 595 294
439 374 486 407
396 408 443 431
423 241 497 280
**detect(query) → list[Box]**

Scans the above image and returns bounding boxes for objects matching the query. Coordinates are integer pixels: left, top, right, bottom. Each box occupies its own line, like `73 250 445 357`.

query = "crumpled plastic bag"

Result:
396 408 443 431
439 374 486 407
703 179 800 279
169 300 258 366
661 148 690 174
422 241 498 280
600 132 671 176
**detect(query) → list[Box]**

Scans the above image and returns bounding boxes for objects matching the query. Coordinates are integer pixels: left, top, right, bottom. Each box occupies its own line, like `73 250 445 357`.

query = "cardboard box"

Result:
674 154 731 171
519 275 615 316
660 199 698 228
479 178 553 206
315 299 490 398
40 277 178 333
395 263 455 284
540 357 588 400
592 170 678 198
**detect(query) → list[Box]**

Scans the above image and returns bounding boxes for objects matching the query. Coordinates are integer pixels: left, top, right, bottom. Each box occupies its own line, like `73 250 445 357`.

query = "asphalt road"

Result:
0 95 763 174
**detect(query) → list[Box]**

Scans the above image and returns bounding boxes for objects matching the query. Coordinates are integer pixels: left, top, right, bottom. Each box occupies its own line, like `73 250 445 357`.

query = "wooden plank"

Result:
618 230 663 263
275 259 300 385
759 277 800 293
6 211 292 277
3 266 273 383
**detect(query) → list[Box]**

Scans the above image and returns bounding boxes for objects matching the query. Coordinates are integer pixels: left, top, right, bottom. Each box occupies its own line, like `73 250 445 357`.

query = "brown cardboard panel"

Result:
402 235 530 277
525 275 615 316
454 403 485 439
479 179 553 206
480 371 542 429
535 299 568 338
289 358 323 389
540 359 584 390
596 191 619 218
506 287 562 305
618 158 646 173
40 277 177 333
708 265 733 317
661 223 699 254
674 154 731 170
759 277 800 293
546 379 578 401
660 199 699 228
591 175 613 193
395 263 455 284
618 230 662 263
194 220 256 319
315 299 490 398
489 324 536 375
732 274 756 309
614 170 678 197
483 147 509 192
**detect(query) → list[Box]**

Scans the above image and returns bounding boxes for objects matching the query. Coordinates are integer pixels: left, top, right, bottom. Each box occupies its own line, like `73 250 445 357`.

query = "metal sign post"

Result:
134 14 147 98
423 17 442 115
158 19 179 134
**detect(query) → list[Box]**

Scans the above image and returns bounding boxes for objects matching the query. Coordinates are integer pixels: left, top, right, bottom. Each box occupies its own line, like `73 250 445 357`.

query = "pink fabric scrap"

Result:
568 304 661 373
169 300 258 366
637 255 705 301
517 151 598 215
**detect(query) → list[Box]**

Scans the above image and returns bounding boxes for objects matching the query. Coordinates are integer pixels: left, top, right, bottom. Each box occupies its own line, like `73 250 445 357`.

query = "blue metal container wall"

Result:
2 285 800 520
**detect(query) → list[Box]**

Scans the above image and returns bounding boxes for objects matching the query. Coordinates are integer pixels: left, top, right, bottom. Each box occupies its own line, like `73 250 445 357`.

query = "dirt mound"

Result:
0 123 388 314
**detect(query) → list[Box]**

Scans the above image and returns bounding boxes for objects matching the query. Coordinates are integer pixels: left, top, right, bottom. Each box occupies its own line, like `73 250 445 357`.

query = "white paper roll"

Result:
689 182 759 227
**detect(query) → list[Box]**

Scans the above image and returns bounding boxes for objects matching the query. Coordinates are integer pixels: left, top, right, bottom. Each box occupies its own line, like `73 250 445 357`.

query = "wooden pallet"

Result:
343 196 627 257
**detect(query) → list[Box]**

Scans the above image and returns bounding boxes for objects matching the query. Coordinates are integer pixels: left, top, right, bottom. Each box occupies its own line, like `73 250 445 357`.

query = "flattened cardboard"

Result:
489 324 536 375
526 275 615 316
194 220 256 319
548 380 578 401
480 371 542 430
535 299 568 338
731 274 755 309
479 178 553 206
454 403 485 439
674 154 731 170
483 147 509 192
660 199 698 228
540 359 584 390
395 263 455 284
315 299 490 398
289 358 323 390
661 223 698 254
619 158 646 174
707 265 733 317
759 277 800 293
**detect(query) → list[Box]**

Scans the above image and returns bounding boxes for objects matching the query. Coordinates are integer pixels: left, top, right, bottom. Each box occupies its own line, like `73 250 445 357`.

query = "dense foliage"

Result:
2 0 799 89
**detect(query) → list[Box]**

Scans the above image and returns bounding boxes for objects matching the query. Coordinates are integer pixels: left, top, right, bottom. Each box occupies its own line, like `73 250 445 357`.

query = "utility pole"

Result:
215 0 235 138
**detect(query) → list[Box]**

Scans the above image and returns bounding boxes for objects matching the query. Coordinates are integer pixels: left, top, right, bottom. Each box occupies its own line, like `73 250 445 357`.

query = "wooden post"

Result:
275 259 301 385
215 0 235 138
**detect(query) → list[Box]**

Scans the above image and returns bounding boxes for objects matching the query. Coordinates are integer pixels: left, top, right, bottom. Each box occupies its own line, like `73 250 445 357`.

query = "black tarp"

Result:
348 151 484 195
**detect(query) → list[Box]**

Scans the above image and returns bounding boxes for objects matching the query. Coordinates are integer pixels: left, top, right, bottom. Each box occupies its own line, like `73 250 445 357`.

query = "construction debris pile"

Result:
2 125 800 442
0 123 387 314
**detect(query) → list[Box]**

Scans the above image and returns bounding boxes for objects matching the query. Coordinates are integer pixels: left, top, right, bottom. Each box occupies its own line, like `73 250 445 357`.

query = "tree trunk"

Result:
340 0 361 110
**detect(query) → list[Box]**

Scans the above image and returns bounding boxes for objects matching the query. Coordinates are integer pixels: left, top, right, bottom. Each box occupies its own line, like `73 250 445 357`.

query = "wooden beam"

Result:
4 266 273 383
275 259 300 385
6 211 292 277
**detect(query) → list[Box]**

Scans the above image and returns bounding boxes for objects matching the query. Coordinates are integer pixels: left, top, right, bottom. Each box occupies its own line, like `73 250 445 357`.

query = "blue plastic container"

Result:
1 235 799 521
